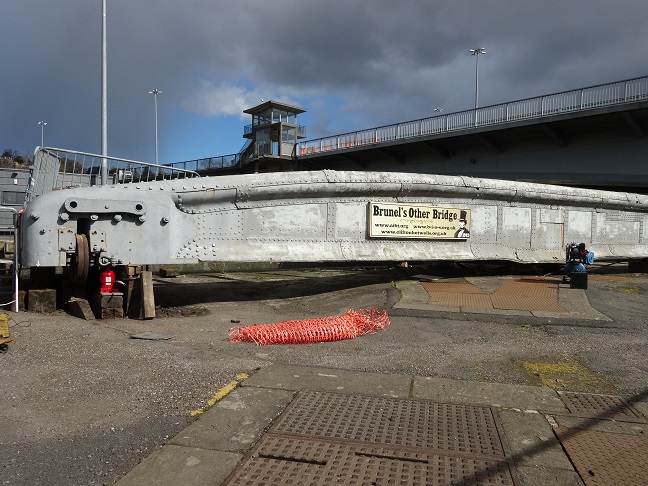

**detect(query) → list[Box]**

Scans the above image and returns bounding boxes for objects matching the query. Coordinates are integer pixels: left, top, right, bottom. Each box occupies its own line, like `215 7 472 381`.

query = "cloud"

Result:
2 0 648 161
183 82 262 118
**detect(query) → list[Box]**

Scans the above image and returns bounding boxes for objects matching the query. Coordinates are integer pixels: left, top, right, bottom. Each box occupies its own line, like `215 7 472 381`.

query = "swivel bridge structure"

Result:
19 148 648 280
17 75 648 279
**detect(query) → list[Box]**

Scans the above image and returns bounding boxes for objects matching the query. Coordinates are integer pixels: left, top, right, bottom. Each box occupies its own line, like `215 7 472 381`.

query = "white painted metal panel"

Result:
499 207 532 248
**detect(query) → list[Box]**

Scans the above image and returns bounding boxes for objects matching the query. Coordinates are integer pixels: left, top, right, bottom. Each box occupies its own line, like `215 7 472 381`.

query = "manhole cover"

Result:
224 435 517 486
558 392 646 423
556 427 648 486
224 391 520 485
270 391 506 456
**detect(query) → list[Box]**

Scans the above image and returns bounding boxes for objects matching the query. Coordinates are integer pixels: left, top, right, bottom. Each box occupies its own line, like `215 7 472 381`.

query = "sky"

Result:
2 0 648 165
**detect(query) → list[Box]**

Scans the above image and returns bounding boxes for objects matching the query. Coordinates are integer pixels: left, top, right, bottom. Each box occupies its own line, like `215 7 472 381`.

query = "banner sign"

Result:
368 203 471 239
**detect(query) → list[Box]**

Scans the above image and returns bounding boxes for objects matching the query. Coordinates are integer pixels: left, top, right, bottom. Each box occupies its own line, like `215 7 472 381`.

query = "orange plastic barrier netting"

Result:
228 308 390 345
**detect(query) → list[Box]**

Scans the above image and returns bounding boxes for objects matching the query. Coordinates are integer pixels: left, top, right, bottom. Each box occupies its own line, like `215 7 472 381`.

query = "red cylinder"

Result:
99 269 116 293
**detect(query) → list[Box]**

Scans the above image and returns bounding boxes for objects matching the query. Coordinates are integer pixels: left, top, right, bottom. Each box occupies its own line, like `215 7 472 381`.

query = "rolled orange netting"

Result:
228 308 390 345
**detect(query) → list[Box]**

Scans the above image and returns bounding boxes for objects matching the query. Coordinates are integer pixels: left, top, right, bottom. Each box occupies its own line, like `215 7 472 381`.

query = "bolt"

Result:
162 217 170 224
113 214 122 222
139 215 147 223
31 211 40 220
90 214 99 221
59 212 69 221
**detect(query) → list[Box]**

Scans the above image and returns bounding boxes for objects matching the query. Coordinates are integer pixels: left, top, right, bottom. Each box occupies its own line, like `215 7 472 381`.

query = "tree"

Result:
0 149 30 169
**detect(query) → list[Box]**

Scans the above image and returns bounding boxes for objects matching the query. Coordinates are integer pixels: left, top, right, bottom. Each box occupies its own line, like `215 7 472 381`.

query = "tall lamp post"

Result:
101 0 108 185
37 121 48 147
149 89 162 165
469 48 486 109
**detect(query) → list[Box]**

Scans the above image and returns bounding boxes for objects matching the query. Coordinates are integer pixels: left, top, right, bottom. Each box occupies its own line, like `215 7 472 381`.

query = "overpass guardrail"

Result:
297 75 648 156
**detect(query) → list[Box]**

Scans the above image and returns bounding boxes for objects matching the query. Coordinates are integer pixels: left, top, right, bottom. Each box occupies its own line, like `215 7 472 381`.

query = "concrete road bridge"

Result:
170 75 648 192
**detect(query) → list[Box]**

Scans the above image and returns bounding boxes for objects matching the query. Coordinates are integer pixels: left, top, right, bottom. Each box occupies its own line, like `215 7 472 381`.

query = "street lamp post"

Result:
469 48 486 110
101 0 108 185
37 121 47 147
149 89 162 165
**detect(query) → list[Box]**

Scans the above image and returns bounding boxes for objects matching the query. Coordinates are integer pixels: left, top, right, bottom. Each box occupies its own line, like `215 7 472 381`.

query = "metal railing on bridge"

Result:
297 75 648 156
27 147 200 203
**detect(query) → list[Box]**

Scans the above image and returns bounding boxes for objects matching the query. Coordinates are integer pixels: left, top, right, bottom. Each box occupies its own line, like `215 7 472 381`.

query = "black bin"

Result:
570 272 588 289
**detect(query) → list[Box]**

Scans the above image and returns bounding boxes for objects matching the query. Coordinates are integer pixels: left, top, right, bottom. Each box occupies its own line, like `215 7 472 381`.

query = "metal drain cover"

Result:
224 391 519 485
225 435 517 486
556 427 648 486
558 392 646 423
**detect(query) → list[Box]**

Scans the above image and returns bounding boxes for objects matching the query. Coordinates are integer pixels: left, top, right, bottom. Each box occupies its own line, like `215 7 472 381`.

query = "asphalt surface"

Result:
1 263 647 485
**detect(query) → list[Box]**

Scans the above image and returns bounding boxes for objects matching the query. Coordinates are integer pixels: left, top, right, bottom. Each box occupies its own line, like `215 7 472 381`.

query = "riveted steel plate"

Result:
555 427 648 486
269 391 506 457
558 392 646 423
224 435 517 486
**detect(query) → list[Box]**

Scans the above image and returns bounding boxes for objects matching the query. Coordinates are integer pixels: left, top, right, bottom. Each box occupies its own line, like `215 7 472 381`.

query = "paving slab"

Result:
551 414 648 435
171 387 294 451
413 376 568 412
498 410 575 470
114 445 241 486
515 465 583 486
242 363 412 397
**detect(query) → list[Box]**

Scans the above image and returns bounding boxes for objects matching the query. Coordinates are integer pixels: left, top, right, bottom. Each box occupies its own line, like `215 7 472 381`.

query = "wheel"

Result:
71 234 90 283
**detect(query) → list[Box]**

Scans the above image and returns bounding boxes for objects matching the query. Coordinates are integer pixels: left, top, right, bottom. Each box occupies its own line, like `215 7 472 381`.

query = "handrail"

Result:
27 147 200 203
297 75 648 156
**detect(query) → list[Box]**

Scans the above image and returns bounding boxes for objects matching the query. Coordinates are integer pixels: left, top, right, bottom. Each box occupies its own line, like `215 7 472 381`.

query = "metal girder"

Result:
419 140 451 159
19 170 648 270
622 111 645 137
540 123 567 147
375 147 406 164
473 134 502 153
337 153 367 168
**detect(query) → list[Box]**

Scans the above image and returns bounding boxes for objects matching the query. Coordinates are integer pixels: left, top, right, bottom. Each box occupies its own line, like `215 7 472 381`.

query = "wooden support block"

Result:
27 288 57 313
93 292 123 309
159 268 178 278
140 271 155 319
124 265 142 278
101 307 124 319
66 298 95 320
122 279 140 318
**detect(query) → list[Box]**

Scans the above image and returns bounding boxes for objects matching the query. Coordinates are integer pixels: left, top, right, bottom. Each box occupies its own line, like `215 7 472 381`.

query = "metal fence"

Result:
27 147 200 203
298 75 648 156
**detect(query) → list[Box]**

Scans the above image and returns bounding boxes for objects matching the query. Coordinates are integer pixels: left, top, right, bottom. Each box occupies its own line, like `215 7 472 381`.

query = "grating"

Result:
493 279 558 298
269 391 506 457
421 281 485 294
490 294 565 312
555 427 648 486
558 392 646 423
421 278 566 312
224 435 517 486
428 292 494 308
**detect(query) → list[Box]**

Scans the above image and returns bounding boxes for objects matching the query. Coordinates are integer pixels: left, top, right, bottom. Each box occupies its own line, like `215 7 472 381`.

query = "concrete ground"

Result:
1 263 647 485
